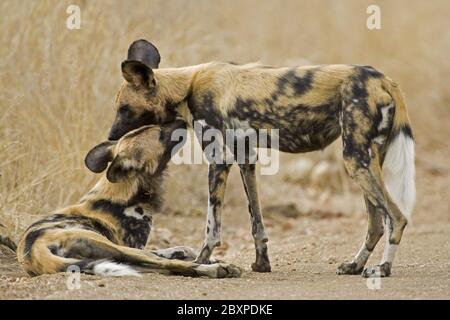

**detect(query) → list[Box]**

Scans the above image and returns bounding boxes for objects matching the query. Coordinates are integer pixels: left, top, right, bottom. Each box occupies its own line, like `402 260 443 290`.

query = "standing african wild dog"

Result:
107 39 415 277
17 121 241 278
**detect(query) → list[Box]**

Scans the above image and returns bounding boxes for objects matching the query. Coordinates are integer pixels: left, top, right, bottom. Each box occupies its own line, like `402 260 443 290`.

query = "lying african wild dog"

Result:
17 121 241 278
106 39 416 277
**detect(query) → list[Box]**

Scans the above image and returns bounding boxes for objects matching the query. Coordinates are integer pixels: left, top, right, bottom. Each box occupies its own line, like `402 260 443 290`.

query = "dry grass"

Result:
0 0 449 239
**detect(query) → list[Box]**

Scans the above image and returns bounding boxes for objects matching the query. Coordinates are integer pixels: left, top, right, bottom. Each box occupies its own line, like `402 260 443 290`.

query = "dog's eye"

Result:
119 105 130 114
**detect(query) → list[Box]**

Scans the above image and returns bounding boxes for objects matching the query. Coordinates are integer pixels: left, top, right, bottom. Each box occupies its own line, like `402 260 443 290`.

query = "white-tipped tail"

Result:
92 260 141 277
383 132 416 223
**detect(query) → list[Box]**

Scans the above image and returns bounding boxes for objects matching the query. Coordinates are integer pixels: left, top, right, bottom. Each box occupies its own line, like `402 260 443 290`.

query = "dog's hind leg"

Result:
337 195 384 275
363 195 406 277
194 163 232 264
337 99 388 275
338 156 406 277
337 73 414 277
239 164 271 272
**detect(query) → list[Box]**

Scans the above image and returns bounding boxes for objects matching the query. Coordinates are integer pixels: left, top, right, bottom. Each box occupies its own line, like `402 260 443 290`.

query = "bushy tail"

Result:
382 79 416 223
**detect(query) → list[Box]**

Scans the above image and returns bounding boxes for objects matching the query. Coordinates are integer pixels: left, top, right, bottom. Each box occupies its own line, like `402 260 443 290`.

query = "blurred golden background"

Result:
0 0 449 241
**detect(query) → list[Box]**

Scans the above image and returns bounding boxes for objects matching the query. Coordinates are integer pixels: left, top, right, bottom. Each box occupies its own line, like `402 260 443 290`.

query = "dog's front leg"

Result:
194 163 232 264
239 164 271 272
151 246 198 261
152 246 218 263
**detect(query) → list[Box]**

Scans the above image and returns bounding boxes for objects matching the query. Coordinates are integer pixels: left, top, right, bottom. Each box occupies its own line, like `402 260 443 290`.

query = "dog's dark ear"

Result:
127 39 160 69
122 40 160 89
85 141 116 173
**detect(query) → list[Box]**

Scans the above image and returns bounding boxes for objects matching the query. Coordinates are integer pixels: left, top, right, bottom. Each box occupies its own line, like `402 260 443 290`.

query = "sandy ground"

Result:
0 147 449 300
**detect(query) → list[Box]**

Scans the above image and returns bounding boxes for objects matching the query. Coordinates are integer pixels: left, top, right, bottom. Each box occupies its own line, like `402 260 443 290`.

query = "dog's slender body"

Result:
16 122 241 278
107 40 415 277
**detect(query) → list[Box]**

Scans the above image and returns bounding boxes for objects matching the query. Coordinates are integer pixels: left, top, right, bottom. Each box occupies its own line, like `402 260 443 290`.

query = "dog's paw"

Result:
336 262 363 275
251 261 272 273
362 262 391 278
195 263 242 278
215 263 243 278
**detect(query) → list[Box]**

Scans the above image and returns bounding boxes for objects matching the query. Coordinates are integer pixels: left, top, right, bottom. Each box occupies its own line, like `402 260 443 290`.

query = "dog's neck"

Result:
80 173 164 214
154 63 211 125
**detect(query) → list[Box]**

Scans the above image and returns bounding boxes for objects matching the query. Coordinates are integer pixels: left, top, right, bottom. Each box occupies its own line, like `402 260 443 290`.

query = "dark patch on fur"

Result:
23 229 46 260
91 199 150 248
48 245 59 255
400 124 413 139
276 69 314 96
189 93 224 129
230 98 342 153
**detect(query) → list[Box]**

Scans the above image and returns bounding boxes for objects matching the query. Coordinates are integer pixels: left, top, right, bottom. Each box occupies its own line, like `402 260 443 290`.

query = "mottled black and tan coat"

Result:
107 40 416 277
16 122 241 278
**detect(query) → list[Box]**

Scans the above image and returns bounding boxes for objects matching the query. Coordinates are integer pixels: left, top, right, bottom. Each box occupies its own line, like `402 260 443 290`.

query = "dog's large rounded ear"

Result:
122 39 160 89
106 145 161 183
121 60 155 89
127 39 160 69
106 155 138 183
85 141 116 173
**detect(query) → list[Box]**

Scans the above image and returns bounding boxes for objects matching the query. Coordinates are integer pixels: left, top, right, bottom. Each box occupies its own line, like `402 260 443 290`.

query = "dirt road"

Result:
1 146 448 299
1 218 448 299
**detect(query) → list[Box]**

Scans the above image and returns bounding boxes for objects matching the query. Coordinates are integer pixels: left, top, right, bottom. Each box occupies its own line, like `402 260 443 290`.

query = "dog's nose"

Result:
108 131 120 141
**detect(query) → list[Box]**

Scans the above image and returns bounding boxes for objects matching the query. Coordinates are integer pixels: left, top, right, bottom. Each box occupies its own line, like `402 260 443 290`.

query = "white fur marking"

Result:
378 103 394 131
383 132 416 223
381 218 398 264
205 198 219 246
92 261 140 277
374 135 386 145
123 206 144 220
121 158 138 170
382 244 398 264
